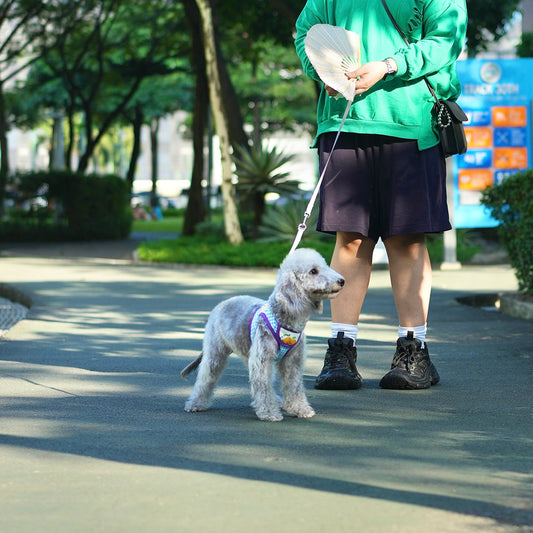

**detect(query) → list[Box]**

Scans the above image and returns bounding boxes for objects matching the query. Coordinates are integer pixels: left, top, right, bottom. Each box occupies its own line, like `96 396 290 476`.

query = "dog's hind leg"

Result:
184 341 231 413
279 344 315 419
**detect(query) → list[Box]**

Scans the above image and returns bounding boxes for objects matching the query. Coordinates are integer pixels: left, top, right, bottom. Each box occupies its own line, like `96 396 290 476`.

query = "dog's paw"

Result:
184 400 208 412
283 403 316 419
255 409 284 422
296 406 316 419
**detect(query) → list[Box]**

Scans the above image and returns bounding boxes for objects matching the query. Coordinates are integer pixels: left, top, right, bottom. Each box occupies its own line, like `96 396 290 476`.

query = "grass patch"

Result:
137 236 336 267
132 216 182 233
137 229 481 268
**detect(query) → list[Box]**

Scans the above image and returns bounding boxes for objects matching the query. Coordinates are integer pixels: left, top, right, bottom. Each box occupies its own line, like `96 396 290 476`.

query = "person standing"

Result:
294 0 468 390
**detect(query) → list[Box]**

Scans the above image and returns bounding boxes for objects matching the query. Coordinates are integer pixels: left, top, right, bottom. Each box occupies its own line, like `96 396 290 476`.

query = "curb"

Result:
0 283 32 338
500 293 533 321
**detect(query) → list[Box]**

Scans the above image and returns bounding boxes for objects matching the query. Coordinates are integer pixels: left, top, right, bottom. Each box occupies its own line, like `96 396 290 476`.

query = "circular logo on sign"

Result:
480 62 502 84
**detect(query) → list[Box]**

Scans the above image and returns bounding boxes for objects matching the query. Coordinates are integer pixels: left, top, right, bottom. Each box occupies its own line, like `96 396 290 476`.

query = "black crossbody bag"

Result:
380 0 468 157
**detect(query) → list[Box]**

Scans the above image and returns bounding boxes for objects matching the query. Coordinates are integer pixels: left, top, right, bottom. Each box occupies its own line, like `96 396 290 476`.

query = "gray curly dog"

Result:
181 248 345 421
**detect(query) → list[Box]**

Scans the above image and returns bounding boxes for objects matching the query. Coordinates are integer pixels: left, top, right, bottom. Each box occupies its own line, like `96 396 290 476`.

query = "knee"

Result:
384 233 425 251
336 232 376 256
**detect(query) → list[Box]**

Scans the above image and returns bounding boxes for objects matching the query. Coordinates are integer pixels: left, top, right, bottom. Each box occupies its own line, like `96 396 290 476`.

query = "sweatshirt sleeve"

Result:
294 0 324 82
391 0 467 80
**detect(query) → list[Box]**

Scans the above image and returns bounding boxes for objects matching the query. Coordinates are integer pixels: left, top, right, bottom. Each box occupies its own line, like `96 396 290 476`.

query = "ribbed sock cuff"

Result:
398 324 427 347
331 322 358 343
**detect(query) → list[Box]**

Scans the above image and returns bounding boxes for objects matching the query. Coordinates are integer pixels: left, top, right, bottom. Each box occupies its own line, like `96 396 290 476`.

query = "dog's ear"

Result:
274 270 301 310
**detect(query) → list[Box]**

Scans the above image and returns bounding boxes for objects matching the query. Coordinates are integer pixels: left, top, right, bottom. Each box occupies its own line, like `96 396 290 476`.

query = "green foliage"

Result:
61 173 132 240
466 0 522 53
234 143 299 195
517 31 533 57
137 235 335 268
1 171 132 241
234 143 301 234
0 218 70 243
258 197 322 242
227 39 317 134
132 216 182 234
481 170 533 294
425 231 482 264
136 231 480 267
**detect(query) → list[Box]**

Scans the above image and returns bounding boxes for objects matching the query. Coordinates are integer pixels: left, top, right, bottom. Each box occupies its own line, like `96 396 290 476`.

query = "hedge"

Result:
481 169 533 295
1 171 132 242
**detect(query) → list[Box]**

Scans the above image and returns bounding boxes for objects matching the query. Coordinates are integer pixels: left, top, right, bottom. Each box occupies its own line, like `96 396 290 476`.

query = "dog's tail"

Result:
180 353 203 378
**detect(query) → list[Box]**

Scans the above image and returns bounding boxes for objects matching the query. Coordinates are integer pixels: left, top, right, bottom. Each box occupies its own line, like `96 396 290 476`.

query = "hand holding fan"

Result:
304 24 361 102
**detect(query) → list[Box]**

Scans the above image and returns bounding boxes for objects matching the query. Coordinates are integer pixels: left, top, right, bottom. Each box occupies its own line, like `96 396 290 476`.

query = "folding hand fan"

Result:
304 24 361 102
290 24 361 254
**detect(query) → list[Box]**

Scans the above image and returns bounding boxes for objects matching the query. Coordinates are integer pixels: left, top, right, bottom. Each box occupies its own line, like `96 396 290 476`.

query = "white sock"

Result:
332 322 358 343
398 324 427 347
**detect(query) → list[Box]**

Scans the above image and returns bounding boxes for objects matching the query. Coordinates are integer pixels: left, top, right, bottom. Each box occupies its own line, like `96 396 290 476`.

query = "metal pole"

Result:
441 156 462 270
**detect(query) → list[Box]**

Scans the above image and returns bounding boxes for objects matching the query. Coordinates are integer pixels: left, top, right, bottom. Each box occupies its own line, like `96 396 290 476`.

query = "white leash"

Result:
289 97 353 254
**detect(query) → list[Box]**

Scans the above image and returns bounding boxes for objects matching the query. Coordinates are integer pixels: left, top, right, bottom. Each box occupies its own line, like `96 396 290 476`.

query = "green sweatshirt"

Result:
295 0 468 150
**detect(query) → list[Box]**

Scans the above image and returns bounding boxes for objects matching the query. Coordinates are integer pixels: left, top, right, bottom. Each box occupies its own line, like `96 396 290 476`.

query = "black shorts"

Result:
317 133 451 241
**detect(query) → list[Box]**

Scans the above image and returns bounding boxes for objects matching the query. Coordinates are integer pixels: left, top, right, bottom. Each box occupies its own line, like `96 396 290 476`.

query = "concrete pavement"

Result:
0 240 532 533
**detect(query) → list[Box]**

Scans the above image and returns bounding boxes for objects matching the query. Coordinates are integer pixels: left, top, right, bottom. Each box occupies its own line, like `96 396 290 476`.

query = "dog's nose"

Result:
339 278 345 287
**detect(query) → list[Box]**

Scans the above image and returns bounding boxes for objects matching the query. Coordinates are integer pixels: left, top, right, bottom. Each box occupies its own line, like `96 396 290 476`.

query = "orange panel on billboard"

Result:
491 106 527 127
458 169 494 190
493 148 528 169
465 127 492 148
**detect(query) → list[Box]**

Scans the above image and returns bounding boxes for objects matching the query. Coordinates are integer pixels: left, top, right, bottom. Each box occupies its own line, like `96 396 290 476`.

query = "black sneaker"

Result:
379 331 440 390
315 332 362 390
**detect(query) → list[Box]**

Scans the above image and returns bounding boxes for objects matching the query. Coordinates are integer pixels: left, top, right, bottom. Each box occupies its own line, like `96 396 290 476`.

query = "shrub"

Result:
61 173 131 240
234 143 301 236
1 171 131 242
481 170 533 295
258 197 323 242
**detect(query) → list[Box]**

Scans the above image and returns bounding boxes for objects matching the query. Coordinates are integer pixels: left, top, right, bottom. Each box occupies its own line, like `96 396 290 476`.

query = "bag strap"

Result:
380 0 439 104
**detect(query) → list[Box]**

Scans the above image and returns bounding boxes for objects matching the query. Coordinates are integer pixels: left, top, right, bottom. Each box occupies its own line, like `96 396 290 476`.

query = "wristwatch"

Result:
382 58 396 79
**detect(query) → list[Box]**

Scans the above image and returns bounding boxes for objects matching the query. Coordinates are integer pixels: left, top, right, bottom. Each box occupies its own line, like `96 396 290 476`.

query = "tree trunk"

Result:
126 106 143 193
215 34 249 152
195 0 243 245
251 60 261 147
65 105 75 171
0 83 9 216
50 112 65 170
150 118 159 204
182 0 207 236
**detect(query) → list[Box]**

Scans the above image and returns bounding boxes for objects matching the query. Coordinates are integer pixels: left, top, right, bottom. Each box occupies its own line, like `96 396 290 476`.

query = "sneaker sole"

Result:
429 362 440 385
379 371 432 390
315 377 362 390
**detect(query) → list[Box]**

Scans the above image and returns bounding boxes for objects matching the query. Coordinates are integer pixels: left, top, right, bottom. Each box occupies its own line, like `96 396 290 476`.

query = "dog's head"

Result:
274 248 344 314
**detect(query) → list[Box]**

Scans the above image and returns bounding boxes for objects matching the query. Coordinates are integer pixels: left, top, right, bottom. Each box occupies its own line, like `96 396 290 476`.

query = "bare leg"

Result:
383 233 432 327
314 232 371 390
330 232 375 325
380 233 438 390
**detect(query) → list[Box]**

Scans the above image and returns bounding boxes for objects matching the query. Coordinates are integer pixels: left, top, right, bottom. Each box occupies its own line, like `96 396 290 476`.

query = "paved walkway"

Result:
0 240 532 533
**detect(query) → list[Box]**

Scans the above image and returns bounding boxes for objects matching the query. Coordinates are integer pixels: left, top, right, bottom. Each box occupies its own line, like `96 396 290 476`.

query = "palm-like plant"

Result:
234 143 301 236
258 197 320 242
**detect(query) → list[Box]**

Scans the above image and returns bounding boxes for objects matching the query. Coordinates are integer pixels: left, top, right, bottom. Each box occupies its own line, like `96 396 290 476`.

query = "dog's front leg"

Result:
248 335 283 422
279 343 315 419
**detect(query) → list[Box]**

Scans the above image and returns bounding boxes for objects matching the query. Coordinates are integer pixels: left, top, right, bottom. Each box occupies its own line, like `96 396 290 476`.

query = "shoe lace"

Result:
344 349 358 376
326 342 357 374
392 344 410 369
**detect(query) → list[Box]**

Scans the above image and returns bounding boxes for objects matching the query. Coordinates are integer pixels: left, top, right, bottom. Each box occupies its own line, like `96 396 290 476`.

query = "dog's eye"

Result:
309 268 319 275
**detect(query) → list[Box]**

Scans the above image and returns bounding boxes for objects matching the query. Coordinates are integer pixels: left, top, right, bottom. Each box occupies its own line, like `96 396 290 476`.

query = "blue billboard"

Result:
454 59 533 228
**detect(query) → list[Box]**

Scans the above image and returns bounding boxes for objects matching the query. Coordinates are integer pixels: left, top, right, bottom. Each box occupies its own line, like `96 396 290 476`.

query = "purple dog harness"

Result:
249 304 302 361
